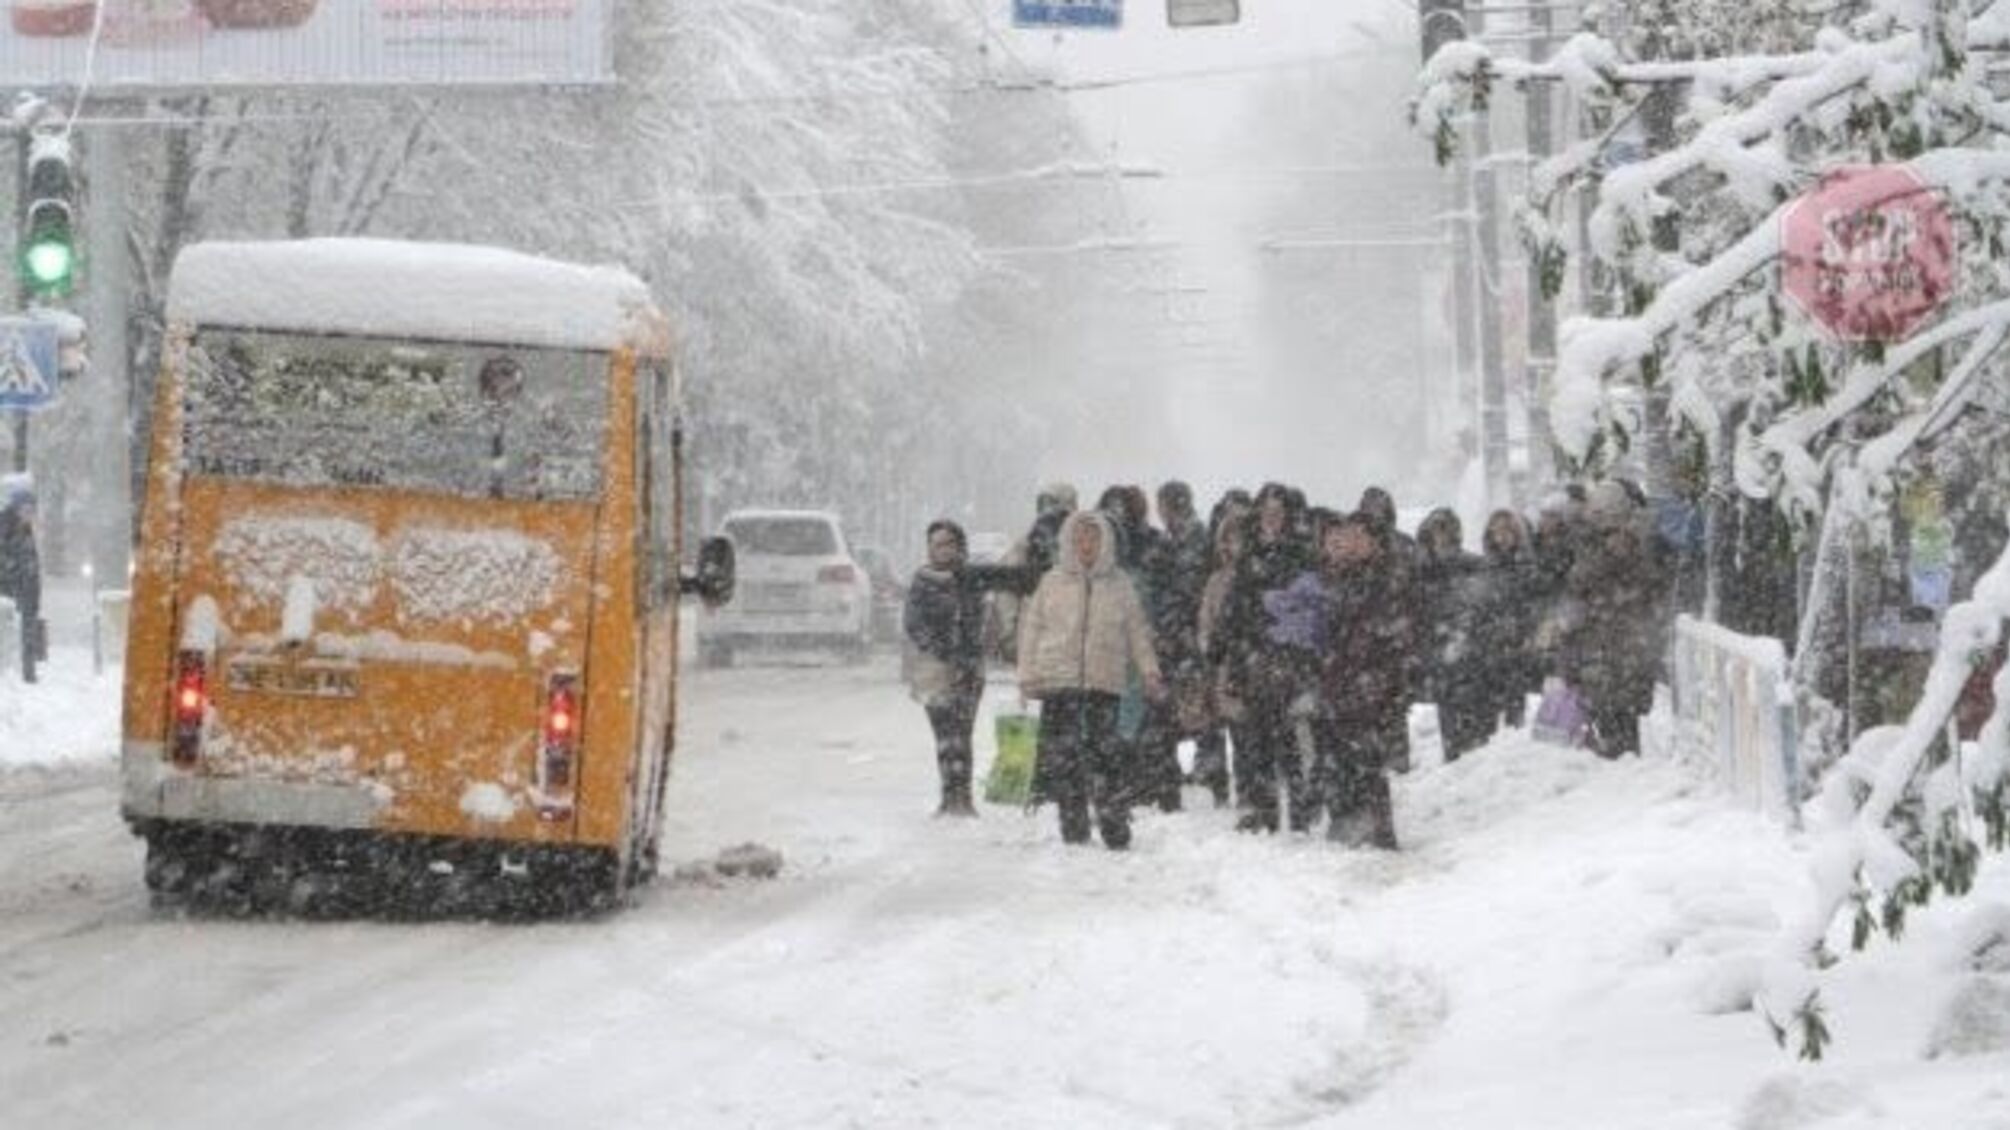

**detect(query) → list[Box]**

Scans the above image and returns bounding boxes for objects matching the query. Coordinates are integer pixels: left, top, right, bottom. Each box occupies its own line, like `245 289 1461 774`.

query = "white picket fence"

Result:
1670 615 1802 827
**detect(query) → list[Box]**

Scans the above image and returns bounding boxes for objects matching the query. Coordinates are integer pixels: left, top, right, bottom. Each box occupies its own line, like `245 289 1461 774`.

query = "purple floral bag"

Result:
1531 677 1589 748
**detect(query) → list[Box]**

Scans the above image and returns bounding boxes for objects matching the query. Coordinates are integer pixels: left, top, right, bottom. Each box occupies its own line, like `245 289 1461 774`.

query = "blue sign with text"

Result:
0 319 59 412
1013 0 1122 30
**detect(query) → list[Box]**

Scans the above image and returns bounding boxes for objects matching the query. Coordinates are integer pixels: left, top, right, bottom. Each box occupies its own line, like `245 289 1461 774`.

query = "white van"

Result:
697 510 871 666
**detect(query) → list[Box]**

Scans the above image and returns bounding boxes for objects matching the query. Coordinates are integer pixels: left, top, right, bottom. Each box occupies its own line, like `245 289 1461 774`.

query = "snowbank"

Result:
0 647 117 770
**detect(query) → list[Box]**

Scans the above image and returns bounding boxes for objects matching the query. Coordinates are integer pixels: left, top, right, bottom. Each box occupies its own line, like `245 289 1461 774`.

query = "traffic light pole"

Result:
11 133 27 475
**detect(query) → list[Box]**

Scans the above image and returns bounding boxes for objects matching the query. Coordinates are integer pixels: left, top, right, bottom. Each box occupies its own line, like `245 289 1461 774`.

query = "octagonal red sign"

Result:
1780 164 1955 343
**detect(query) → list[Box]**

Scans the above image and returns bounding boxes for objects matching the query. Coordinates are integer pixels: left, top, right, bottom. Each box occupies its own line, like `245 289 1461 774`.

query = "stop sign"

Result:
1780 164 1955 343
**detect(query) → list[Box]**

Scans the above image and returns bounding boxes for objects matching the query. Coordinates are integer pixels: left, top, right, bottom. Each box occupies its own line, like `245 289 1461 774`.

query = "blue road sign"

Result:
1014 0 1122 30
0 318 60 412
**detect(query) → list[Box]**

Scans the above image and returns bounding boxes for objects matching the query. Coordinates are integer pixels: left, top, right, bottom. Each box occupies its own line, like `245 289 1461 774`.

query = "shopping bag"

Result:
1531 677 1589 748
984 712 1039 807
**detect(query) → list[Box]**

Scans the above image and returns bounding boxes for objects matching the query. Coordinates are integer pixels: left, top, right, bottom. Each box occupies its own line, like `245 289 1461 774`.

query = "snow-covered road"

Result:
2 655 2007 1129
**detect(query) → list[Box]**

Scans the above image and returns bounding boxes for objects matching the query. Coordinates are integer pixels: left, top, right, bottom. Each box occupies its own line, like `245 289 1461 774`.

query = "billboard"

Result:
3 0 612 89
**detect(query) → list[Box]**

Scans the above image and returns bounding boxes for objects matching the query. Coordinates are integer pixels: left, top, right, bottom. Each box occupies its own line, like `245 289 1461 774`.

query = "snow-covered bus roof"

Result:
166 239 669 354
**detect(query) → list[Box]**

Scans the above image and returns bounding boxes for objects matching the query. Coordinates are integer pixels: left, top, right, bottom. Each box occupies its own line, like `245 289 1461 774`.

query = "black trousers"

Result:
1135 701 1186 811
1037 692 1130 849
1242 682 1314 831
925 692 981 803
1310 717 1399 848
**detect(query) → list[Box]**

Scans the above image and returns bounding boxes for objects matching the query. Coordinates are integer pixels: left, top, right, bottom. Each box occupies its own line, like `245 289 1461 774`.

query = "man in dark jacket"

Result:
1563 484 1668 758
1222 484 1316 832
1313 510 1413 848
1357 486 1420 769
1472 509 1542 731
1148 480 1218 803
1416 508 1488 759
0 479 42 684
904 520 1027 816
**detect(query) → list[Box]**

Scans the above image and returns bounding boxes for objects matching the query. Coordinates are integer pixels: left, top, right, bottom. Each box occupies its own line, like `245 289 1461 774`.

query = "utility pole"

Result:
10 133 26 473
1422 0 1501 506
84 115 133 587
1522 1 1560 502
1469 6 1510 510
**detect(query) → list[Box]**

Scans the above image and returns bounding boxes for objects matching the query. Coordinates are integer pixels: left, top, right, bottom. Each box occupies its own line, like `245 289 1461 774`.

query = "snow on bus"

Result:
166 238 664 353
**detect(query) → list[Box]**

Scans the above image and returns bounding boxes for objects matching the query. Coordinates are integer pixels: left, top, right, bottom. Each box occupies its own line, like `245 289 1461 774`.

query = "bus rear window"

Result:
725 518 840 557
182 329 609 502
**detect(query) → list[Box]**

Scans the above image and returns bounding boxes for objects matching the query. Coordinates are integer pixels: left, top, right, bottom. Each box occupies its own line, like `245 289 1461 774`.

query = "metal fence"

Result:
1670 615 1802 827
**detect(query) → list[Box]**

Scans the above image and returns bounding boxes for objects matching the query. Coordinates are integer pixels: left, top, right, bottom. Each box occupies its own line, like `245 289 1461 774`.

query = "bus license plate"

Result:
227 661 361 699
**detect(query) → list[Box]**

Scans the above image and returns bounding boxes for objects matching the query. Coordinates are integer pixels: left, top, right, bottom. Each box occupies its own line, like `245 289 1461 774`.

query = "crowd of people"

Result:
903 476 1677 852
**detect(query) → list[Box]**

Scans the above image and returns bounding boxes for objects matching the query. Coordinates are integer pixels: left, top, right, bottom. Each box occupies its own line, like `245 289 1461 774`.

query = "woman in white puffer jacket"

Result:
1016 511 1164 849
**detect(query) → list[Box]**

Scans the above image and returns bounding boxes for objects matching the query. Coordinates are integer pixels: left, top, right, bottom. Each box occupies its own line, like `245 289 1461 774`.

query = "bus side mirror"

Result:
682 537 735 608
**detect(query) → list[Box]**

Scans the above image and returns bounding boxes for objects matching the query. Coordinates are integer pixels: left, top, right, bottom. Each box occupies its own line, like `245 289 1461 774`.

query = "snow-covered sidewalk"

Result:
0 644 120 771
0 660 2005 1129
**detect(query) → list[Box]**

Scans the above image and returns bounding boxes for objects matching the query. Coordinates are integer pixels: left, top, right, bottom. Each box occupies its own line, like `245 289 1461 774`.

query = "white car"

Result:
697 510 873 666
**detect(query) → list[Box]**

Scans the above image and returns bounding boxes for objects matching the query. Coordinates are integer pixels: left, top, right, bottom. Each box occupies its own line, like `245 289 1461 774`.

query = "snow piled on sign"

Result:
390 529 560 625
165 239 660 353
213 516 379 615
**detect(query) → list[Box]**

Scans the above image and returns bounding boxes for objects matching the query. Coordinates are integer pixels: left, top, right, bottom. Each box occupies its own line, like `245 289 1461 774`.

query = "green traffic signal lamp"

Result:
20 203 76 297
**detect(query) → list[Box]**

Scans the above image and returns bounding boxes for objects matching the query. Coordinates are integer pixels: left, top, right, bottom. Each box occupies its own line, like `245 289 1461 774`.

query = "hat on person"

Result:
1037 482 1079 515
1585 480 1635 528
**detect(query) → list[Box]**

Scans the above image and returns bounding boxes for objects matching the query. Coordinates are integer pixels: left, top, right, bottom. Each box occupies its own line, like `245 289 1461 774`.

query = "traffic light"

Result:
1419 0 1467 62
20 132 77 299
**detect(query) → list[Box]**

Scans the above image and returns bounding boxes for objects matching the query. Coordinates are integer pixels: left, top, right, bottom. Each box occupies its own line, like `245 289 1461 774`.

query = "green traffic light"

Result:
23 239 74 291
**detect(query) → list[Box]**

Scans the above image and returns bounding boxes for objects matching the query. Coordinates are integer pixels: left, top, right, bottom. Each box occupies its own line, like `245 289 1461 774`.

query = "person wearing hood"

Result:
1416 508 1488 759
1357 486 1421 769
1529 488 1588 679
1194 491 1253 807
0 477 42 684
1563 482 1668 758
1312 510 1412 848
1144 480 1216 808
905 520 1031 816
1471 509 1543 732
987 483 1077 664
1221 484 1317 832
1097 485 1171 809
1017 511 1165 850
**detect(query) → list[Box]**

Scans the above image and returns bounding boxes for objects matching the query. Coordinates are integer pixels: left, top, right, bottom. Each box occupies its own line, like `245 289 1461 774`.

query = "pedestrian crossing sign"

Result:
0 319 60 412
1014 0 1123 30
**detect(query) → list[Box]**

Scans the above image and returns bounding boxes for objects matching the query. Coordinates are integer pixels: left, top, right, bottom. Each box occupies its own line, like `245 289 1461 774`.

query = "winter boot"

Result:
1236 808 1279 834
1099 815 1132 851
936 766 977 818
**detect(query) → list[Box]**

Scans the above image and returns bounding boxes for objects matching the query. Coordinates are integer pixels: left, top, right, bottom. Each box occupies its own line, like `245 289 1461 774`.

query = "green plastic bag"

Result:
984 712 1038 807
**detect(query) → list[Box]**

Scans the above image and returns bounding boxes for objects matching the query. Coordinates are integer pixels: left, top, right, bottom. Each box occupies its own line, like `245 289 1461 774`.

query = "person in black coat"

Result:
1145 480 1216 805
1221 483 1316 832
904 520 1024 816
1471 509 1542 732
1416 508 1488 759
0 481 42 684
1314 510 1416 847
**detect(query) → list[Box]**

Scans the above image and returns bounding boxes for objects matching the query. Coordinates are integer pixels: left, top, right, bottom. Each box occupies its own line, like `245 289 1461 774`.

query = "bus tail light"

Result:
537 673 581 817
818 564 857 585
172 650 207 765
